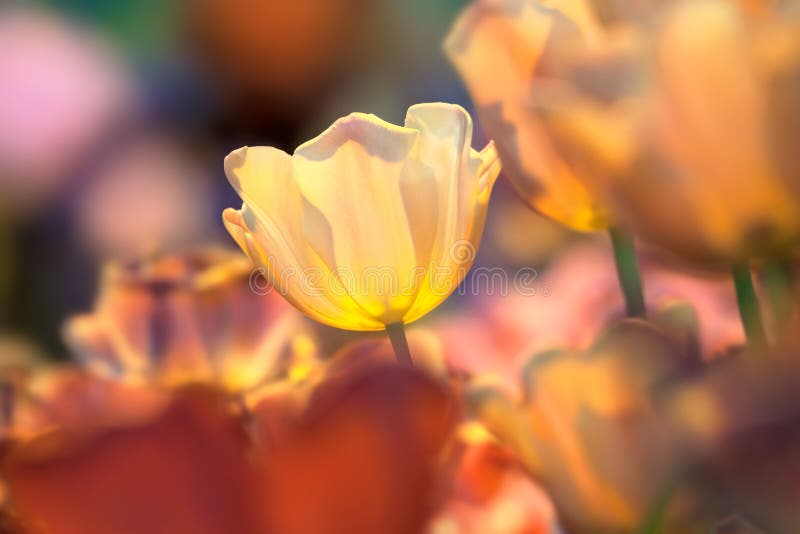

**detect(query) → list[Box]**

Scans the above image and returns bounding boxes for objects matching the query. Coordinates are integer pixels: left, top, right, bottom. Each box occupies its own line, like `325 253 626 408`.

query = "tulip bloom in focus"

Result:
223 103 501 331
64 248 306 393
445 0 612 231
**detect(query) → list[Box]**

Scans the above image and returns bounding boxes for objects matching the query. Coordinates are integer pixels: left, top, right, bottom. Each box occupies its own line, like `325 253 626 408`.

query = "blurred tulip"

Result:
223 103 501 331
2 384 264 534
5 365 170 441
64 248 308 393
662 353 800 531
467 319 689 532
444 0 613 231
534 0 800 263
244 327 450 449
0 6 133 216
252 362 458 534
2 359 461 534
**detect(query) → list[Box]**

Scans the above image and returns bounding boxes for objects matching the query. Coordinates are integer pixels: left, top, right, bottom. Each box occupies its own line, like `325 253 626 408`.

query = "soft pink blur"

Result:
0 7 133 215
433 242 744 391
76 135 213 256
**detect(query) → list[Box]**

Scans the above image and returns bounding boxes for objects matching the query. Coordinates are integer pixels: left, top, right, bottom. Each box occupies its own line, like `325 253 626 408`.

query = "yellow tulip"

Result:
445 0 613 232
223 103 501 331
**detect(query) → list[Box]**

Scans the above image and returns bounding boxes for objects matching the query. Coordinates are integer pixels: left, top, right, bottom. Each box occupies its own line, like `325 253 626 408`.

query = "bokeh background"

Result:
0 0 578 358
6 2 798 532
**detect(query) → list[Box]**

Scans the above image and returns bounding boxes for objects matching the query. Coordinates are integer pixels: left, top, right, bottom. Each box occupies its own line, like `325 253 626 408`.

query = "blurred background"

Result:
0 0 577 358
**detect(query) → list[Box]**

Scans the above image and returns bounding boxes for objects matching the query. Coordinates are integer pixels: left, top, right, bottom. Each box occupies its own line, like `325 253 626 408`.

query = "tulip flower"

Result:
663 354 800 532
467 319 689 532
444 0 611 232
223 103 501 363
63 248 308 393
529 0 800 343
1 362 458 534
256 362 457 534
534 0 800 265
2 383 266 534
445 0 648 317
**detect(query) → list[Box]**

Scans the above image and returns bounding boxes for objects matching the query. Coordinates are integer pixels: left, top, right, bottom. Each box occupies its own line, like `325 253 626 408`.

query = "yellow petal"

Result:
292 113 421 323
223 205 382 331
224 146 390 329
402 104 501 323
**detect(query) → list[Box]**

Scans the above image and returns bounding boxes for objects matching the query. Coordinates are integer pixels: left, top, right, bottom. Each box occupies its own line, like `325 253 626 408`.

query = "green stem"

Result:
731 262 766 349
385 322 413 366
609 227 646 318
761 260 792 341
636 470 683 534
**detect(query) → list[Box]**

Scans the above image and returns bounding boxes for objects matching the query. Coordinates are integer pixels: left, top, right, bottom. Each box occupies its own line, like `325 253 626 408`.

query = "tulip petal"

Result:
445 0 609 231
223 206 382 331
292 113 421 322
223 146 384 330
650 0 798 256
402 104 501 323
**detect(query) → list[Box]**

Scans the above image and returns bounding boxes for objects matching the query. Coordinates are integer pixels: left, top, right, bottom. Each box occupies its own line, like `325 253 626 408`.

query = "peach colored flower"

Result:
254 363 458 534
445 0 612 231
533 0 800 262
63 248 309 393
467 319 687 532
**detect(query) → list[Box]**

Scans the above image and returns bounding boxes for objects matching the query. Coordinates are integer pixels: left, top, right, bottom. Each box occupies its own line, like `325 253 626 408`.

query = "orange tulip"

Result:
2 360 462 534
254 363 458 534
2 376 261 534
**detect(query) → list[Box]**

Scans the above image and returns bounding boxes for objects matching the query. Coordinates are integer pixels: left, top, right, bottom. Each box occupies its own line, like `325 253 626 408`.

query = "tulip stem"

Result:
386 322 413 366
609 227 646 318
761 260 793 342
731 262 766 349
636 469 684 534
